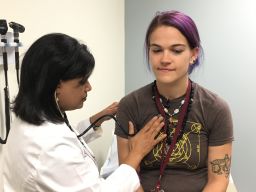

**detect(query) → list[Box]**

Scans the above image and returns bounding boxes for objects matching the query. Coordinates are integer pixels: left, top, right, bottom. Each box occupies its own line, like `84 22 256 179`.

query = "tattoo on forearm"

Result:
210 154 231 178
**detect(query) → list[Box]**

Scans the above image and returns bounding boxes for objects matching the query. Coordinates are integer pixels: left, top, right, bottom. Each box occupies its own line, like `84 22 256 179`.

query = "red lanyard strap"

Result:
153 80 192 191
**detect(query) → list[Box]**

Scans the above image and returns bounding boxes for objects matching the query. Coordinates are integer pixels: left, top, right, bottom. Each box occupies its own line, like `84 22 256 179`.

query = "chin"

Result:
77 104 83 109
71 104 83 110
157 77 175 84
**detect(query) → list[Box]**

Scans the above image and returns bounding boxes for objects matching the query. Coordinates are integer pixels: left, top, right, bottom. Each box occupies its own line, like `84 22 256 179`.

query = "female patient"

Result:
115 10 233 192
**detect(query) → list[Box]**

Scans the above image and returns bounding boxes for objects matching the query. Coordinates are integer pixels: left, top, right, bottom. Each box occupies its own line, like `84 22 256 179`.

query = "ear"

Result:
190 47 199 64
55 81 62 95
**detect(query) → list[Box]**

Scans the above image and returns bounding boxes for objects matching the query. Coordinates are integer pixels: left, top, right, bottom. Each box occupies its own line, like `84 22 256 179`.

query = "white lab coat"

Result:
3 117 139 192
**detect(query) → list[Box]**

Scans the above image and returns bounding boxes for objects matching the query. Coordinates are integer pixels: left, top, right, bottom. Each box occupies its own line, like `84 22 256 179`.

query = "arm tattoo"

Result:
210 154 231 178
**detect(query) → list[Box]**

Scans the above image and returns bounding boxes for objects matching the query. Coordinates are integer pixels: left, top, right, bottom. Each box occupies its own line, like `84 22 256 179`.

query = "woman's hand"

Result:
89 102 119 126
124 116 166 169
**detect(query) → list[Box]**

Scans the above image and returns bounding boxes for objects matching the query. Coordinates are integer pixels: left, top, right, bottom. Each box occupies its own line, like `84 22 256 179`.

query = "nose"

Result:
85 81 92 92
160 50 172 65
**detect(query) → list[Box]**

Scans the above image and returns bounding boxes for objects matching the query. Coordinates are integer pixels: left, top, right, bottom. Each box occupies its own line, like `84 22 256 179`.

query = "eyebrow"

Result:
150 43 186 48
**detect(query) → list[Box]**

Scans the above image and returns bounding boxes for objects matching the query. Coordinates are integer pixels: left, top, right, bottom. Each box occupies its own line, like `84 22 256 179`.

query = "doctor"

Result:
3 33 166 192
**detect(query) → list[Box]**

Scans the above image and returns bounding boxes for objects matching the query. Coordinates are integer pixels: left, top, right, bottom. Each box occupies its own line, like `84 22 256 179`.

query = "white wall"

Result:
125 0 256 191
0 0 124 190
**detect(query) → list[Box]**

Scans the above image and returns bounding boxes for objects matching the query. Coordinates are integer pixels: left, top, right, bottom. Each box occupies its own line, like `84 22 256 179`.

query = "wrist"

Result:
93 124 101 131
124 152 143 170
90 115 103 127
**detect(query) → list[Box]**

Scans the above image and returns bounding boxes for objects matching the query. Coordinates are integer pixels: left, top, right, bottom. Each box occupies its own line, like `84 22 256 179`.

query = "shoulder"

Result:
13 117 76 149
116 83 155 131
119 82 153 104
193 82 230 111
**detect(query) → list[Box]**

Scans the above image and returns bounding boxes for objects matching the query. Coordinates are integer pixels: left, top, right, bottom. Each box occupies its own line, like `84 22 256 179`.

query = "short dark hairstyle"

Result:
12 33 95 125
145 10 203 74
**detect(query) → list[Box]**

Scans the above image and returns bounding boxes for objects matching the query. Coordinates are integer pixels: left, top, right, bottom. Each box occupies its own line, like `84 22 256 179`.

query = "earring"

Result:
190 58 195 64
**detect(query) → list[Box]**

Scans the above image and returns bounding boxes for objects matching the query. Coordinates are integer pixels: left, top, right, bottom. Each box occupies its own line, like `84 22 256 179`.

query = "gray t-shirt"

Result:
115 82 233 192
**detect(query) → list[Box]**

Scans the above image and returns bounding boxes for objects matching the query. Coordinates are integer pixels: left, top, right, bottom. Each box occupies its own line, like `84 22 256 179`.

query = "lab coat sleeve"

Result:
75 119 103 143
100 135 119 178
35 135 140 192
102 164 140 191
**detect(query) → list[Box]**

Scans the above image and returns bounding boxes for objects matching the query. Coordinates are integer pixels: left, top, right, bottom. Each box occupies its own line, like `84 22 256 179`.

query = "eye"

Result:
150 47 162 53
172 49 184 55
79 78 88 85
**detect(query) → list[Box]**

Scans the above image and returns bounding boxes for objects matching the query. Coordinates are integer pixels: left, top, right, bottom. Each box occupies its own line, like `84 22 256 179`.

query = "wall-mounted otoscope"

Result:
0 20 8 35
9 21 25 85
0 20 25 144
0 19 10 144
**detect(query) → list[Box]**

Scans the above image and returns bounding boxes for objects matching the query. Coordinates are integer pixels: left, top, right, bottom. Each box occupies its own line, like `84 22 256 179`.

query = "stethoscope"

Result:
62 113 135 165
62 113 135 138
55 88 135 138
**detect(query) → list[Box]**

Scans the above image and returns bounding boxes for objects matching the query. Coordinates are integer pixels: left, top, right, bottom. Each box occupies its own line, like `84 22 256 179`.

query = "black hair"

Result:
12 33 95 125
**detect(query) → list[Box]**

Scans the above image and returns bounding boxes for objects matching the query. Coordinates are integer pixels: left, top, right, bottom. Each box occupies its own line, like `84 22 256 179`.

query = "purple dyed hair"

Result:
145 10 203 74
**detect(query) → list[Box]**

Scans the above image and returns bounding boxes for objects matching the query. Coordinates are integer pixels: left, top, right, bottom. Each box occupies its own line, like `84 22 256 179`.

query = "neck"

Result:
156 78 189 100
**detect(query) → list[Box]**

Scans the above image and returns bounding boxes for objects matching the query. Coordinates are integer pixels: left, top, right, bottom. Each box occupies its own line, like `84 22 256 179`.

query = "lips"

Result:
82 96 87 101
157 67 175 71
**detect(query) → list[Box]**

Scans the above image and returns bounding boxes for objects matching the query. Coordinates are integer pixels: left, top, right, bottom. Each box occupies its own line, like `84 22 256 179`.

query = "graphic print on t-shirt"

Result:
143 118 202 170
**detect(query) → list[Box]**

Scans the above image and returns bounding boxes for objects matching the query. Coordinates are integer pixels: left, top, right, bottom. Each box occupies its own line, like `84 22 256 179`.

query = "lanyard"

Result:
152 80 192 192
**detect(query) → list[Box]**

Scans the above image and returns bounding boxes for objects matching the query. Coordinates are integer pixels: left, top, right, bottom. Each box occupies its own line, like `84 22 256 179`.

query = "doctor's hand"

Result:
89 102 119 126
124 116 166 170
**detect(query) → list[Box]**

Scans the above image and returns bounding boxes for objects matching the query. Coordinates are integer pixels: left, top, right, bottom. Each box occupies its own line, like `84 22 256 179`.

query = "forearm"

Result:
123 151 143 170
90 113 103 126
122 151 144 192
204 144 232 192
90 102 119 126
75 119 103 143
